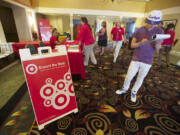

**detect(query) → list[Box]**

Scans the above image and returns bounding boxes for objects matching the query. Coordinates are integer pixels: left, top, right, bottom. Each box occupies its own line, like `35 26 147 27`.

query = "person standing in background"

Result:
49 28 67 49
157 21 164 30
79 17 97 66
158 23 175 67
116 10 163 102
111 21 126 63
150 21 164 52
97 21 108 56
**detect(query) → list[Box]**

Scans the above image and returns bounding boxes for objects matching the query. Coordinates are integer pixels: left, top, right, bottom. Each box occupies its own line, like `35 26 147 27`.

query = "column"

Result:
70 14 74 40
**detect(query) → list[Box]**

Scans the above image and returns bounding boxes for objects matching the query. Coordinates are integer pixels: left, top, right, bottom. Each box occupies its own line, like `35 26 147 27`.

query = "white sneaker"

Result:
131 92 137 102
113 59 116 63
116 89 127 95
84 62 88 67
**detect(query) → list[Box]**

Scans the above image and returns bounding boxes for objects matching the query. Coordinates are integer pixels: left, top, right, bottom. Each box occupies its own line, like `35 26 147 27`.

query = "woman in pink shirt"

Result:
79 17 97 66
158 23 175 66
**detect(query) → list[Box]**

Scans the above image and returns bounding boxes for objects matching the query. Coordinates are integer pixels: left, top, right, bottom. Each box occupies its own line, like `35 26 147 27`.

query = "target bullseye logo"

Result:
44 87 53 96
40 72 75 110
64 73 71 81
26 64 38 75
52 91 70 110
55 80 66 91
46 78 53 84
56 95 66 105
44 99 52 107
40 84 56 99
68 83 75 96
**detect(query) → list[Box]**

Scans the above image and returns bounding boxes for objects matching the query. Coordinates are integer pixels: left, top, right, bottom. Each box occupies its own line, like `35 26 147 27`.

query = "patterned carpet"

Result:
27 47 180 135
0 61 25 109
0 92 34 135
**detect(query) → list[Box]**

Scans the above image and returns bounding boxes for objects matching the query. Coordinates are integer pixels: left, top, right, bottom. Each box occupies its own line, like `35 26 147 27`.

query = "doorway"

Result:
0 5 19 42
73 20 81 40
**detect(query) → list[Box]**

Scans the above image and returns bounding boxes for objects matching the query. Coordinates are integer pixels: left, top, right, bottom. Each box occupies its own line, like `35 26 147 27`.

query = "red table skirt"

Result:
12 41 85 79
68 51 85 79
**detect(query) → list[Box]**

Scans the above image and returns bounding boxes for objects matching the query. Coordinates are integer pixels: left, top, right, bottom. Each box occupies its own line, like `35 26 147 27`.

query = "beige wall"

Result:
0 20 6 42
62 15 71 34
46 15 63 33
45 15 70 34
135 17 144 28
11 5 32 41
163 13 180 52
106 20 114 40
145 0 180 12
35 0 147 40
37 0 146 13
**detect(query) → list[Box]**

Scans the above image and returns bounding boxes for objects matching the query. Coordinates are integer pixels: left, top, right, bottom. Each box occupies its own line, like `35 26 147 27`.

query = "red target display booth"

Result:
19 46 78 130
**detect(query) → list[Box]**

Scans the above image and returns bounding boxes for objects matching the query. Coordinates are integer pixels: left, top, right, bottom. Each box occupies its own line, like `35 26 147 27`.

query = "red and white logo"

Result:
40 22 43 26
26 64 38 75
40 73 74 110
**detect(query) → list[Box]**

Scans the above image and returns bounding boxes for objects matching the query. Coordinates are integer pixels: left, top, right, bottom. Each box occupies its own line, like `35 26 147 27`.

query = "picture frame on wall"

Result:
162 19 178 29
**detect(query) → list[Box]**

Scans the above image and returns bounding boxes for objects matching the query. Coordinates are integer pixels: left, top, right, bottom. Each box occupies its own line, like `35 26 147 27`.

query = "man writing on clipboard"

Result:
116 10 164 102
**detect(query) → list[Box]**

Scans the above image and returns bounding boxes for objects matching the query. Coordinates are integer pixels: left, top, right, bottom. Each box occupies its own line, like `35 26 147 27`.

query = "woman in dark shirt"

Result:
97 21 107 56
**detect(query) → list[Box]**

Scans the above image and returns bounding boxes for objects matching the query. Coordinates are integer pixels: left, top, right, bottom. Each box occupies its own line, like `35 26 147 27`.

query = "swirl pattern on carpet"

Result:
85 112 112 135
154 113 180 134
113 128 126 135
71 128 87 135
145 95 162 109
57 116 72 130
125 118 139 132
144 126 168 135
